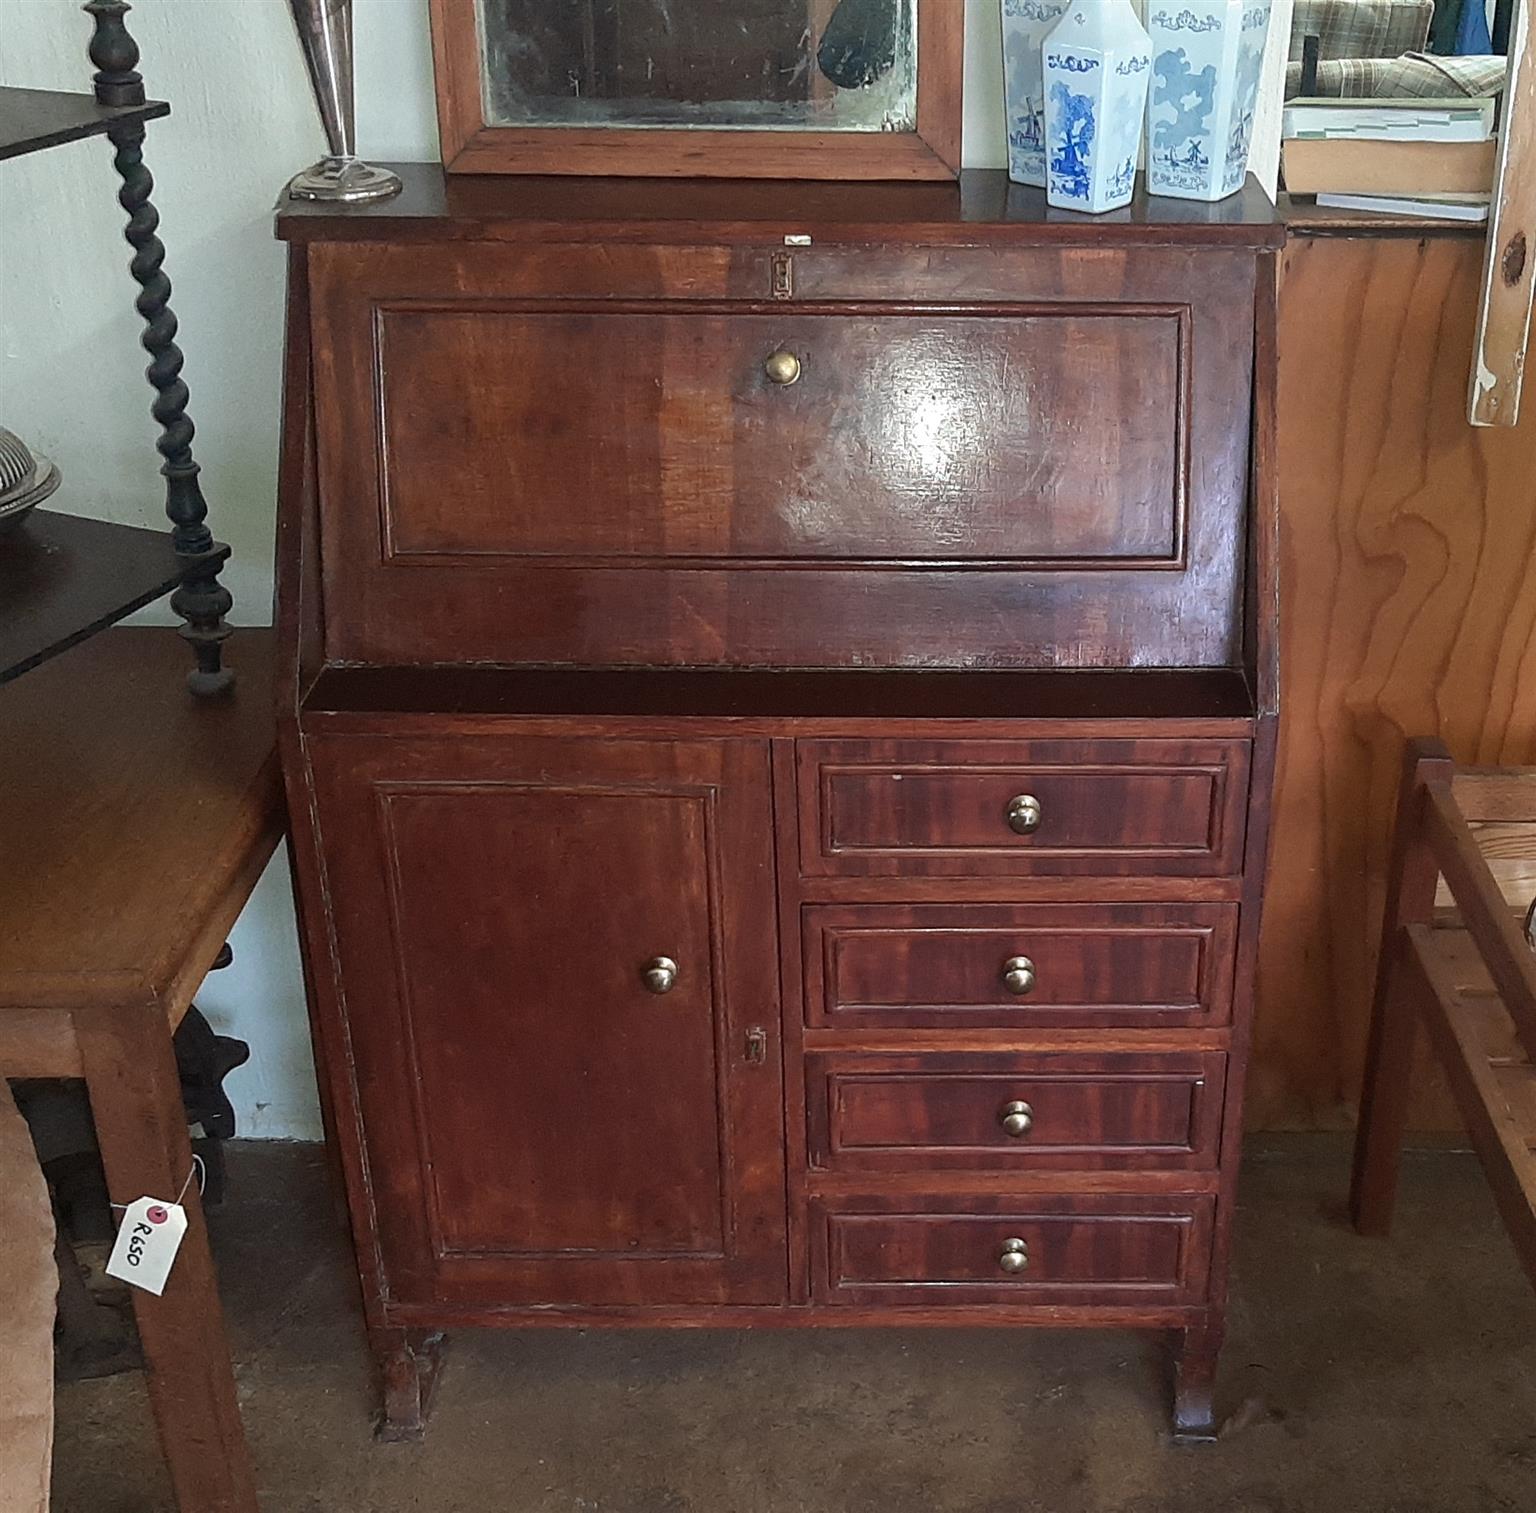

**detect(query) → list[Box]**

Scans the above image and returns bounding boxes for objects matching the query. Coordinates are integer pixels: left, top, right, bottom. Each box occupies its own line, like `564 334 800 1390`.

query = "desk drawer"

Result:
804 902 1238 1030
797 739 1250 877
806 1052 1226 1172
309 242 1259 671
811 1195 1213 1307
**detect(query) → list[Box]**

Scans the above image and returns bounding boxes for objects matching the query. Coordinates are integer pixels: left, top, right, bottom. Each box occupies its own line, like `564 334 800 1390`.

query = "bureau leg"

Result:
372 1327 448 1443
1171 1323 1224 1443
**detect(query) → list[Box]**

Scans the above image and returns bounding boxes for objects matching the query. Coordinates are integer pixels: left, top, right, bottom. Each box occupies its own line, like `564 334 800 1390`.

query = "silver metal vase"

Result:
286 0 402 203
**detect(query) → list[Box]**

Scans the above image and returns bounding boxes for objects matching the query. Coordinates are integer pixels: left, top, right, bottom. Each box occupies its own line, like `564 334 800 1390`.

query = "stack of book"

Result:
1281 96 1497 221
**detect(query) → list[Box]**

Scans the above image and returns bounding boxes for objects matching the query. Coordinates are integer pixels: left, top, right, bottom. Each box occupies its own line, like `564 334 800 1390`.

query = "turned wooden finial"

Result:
84 1 145 108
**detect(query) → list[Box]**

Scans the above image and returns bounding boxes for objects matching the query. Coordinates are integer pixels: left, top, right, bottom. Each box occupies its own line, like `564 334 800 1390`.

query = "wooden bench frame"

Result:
1350 738 1536 1287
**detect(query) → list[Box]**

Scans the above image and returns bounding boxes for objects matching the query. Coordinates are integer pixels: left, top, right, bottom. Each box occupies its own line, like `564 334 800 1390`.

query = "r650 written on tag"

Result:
106 1195 189 1296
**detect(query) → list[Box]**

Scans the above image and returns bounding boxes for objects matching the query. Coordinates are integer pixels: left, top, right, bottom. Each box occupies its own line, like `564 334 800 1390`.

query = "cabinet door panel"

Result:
307 730 786 1307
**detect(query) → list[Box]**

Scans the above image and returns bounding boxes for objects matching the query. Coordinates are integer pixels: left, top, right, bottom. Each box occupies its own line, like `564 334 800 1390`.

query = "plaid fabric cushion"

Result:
1284 52 1509 97
1288 0 1435 59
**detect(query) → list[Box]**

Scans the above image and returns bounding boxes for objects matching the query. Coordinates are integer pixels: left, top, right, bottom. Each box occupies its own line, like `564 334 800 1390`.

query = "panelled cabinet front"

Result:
305 731 787 1308
277 173 1281 1442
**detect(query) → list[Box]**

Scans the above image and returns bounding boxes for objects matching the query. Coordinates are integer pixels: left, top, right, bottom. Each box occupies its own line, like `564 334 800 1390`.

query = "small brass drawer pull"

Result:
1001 955 1037 996
998 1237 1030 1275
999 1100 1034 1138
764 350 802 386
641 956 679 995
1006 793 1043 835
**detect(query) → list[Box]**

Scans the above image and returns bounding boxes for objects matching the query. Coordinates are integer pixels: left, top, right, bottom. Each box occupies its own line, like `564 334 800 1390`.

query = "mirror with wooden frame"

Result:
428 0 963 178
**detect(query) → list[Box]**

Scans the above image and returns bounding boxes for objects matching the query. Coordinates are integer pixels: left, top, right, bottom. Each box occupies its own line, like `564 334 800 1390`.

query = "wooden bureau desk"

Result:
275 168 1283 1441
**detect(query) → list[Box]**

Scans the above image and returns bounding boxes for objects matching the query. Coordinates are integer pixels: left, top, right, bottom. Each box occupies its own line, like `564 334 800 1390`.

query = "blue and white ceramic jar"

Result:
1002 0 1067 187
1043 0 1153 214
1146 1 1273 201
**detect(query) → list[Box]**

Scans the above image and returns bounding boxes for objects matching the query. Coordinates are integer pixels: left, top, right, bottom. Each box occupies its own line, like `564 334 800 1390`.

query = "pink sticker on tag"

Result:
106 1197 189 1296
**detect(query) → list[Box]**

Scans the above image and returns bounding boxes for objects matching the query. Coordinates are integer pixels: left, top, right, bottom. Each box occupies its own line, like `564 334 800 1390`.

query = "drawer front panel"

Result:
797 738 1250 876
804 902 1238 1029
378 308 1182 567
811 1195 1214 1306
806 1052 1227 1171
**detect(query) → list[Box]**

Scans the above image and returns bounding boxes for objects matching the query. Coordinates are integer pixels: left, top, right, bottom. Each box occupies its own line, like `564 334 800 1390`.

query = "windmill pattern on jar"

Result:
1147 0 1272 202
1003 0 1067 187
1042 0 1152 214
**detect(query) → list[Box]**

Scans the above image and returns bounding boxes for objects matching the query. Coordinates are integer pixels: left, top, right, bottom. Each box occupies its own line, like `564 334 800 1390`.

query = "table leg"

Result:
76 1003 258 1513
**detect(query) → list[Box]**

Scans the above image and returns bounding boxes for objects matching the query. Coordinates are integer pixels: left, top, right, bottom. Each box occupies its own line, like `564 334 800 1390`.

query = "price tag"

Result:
105 1196 188 1296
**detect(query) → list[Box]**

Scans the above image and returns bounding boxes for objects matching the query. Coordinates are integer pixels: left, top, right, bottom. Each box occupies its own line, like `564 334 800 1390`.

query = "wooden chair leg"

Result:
1172 1321 1224 1443
76 1004 258 1513
1350 944 1422 1236
1350 739 1454 1235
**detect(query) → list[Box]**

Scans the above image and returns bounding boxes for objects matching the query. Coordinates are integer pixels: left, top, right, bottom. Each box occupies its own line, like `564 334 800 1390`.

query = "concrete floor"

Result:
49 1138 1536 1513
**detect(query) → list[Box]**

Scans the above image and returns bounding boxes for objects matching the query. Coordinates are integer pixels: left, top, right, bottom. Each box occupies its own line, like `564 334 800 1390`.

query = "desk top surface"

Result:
276 165 1286 250
0 628 281 1011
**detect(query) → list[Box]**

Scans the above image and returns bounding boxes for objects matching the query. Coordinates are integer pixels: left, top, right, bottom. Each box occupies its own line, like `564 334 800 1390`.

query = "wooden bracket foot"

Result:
374 1329 447 1443
1171 1324 1223 1444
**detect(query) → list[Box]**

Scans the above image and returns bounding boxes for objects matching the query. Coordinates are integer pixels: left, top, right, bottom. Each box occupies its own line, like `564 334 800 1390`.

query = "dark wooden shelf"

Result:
0 85 169 163
0 509 229 686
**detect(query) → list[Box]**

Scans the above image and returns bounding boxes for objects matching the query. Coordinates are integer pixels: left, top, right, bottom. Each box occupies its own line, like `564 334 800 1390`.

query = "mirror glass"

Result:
476 0 918 132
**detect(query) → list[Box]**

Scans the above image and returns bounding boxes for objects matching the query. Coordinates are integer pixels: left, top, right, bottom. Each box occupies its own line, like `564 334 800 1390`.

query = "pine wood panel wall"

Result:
1255 232 1536 1130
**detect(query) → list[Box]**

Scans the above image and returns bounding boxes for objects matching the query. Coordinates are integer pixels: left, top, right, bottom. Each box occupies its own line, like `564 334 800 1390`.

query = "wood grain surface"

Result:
0 628 279 1016
804 1050 1227 1171
801 901 1239 1030
309 239 1255 673
808 1192 1214 1307
1256 234 1536 1130
378 305 1185 565
302 728 788 1309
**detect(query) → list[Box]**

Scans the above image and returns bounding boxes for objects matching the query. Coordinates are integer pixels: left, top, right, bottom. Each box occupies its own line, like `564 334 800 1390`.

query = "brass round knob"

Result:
999 1100 1034 1138
641 956 679 995
1001 955 1037 996
1006 794 1043 835
764 350 802 386
998 1237 1029 1275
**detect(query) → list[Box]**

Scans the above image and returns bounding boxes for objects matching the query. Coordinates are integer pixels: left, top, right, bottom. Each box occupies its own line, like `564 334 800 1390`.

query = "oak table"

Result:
0 627 281 1513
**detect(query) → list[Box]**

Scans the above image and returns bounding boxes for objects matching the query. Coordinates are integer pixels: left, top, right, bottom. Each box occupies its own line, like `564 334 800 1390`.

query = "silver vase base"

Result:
287 155 402 204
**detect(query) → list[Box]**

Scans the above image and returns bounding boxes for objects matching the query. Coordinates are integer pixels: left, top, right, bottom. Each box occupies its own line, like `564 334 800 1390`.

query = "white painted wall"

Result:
1 0 1291 1139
